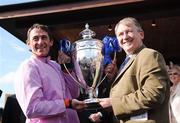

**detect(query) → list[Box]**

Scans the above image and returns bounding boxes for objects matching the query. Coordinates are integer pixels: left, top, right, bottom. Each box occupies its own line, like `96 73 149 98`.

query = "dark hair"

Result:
26 23 53 43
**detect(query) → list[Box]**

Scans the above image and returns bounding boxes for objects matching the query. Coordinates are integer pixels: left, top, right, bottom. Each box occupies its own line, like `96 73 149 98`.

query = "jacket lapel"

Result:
113 55 135 84
112 45 146 87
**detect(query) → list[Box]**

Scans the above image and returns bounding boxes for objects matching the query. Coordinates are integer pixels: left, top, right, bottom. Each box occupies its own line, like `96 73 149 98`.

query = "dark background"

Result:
0 0 180 65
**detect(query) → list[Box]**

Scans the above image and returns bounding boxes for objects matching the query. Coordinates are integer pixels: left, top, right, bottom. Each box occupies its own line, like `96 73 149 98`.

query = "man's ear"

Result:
27 41 31 50
50 40 53 46
26 39 30 44
139 31 144 40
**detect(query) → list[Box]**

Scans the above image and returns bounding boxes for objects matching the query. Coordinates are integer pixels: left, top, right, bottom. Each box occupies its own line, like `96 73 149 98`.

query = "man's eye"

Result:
41 36 48 40
119 32 123 36
33 37 39 41
128 30 133 33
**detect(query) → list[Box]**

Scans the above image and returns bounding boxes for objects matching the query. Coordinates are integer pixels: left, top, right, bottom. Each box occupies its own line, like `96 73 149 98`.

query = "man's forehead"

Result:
119 23 138 31
30 28 48 35
117 24 133 31
120 22 135 27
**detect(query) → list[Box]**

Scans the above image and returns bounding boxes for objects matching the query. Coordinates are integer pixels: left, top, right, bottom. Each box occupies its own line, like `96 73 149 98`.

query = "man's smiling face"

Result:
116 23 144 55
27 28 53 57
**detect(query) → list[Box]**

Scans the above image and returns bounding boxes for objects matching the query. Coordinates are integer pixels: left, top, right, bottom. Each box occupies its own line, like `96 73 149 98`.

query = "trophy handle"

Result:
62 63 87 89
96 73 108 88
96 51 116 88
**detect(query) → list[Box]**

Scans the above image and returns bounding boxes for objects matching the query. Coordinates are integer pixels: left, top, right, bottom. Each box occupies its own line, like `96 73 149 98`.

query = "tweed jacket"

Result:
110 45 170 123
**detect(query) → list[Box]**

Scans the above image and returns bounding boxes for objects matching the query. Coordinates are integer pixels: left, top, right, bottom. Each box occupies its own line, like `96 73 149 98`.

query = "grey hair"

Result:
169 63 180 73
115 17 143 35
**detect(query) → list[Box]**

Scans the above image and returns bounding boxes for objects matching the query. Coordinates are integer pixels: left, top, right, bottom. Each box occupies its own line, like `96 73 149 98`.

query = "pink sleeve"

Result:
63 71 80 98
14 62 66 119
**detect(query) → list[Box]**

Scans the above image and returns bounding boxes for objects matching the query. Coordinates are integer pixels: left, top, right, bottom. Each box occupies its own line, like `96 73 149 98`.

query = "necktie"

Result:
119 56 130 72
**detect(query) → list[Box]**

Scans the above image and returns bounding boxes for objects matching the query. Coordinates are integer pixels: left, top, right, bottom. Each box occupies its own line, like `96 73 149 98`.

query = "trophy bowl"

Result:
72 24 104 109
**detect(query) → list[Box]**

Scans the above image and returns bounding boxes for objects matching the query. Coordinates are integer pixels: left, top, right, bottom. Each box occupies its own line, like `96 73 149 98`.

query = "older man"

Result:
94 17 170 123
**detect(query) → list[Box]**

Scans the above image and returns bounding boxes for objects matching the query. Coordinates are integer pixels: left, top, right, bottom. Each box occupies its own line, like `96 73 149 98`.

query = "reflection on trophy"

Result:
59 24 121 109
71 24 104 108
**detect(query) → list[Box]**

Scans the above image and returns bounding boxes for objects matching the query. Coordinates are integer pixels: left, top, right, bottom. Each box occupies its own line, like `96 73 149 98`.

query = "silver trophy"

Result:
60 24 120 109
71 24 104 108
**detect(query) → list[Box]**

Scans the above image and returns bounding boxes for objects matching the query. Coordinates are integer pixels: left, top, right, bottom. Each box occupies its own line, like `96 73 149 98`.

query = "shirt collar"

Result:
32 55 49 63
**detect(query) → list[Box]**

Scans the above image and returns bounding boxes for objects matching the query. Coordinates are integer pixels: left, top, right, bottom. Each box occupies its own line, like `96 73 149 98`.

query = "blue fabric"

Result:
58 39 72 56
58 39 73 69
102 36 122 65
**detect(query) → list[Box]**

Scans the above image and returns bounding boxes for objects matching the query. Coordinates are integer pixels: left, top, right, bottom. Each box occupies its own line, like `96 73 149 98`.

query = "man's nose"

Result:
123 32 128 39
37 37 44 43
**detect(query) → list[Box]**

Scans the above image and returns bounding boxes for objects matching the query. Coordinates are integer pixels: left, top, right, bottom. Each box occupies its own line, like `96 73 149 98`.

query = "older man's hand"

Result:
104 59 118 81
71 99 87 110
